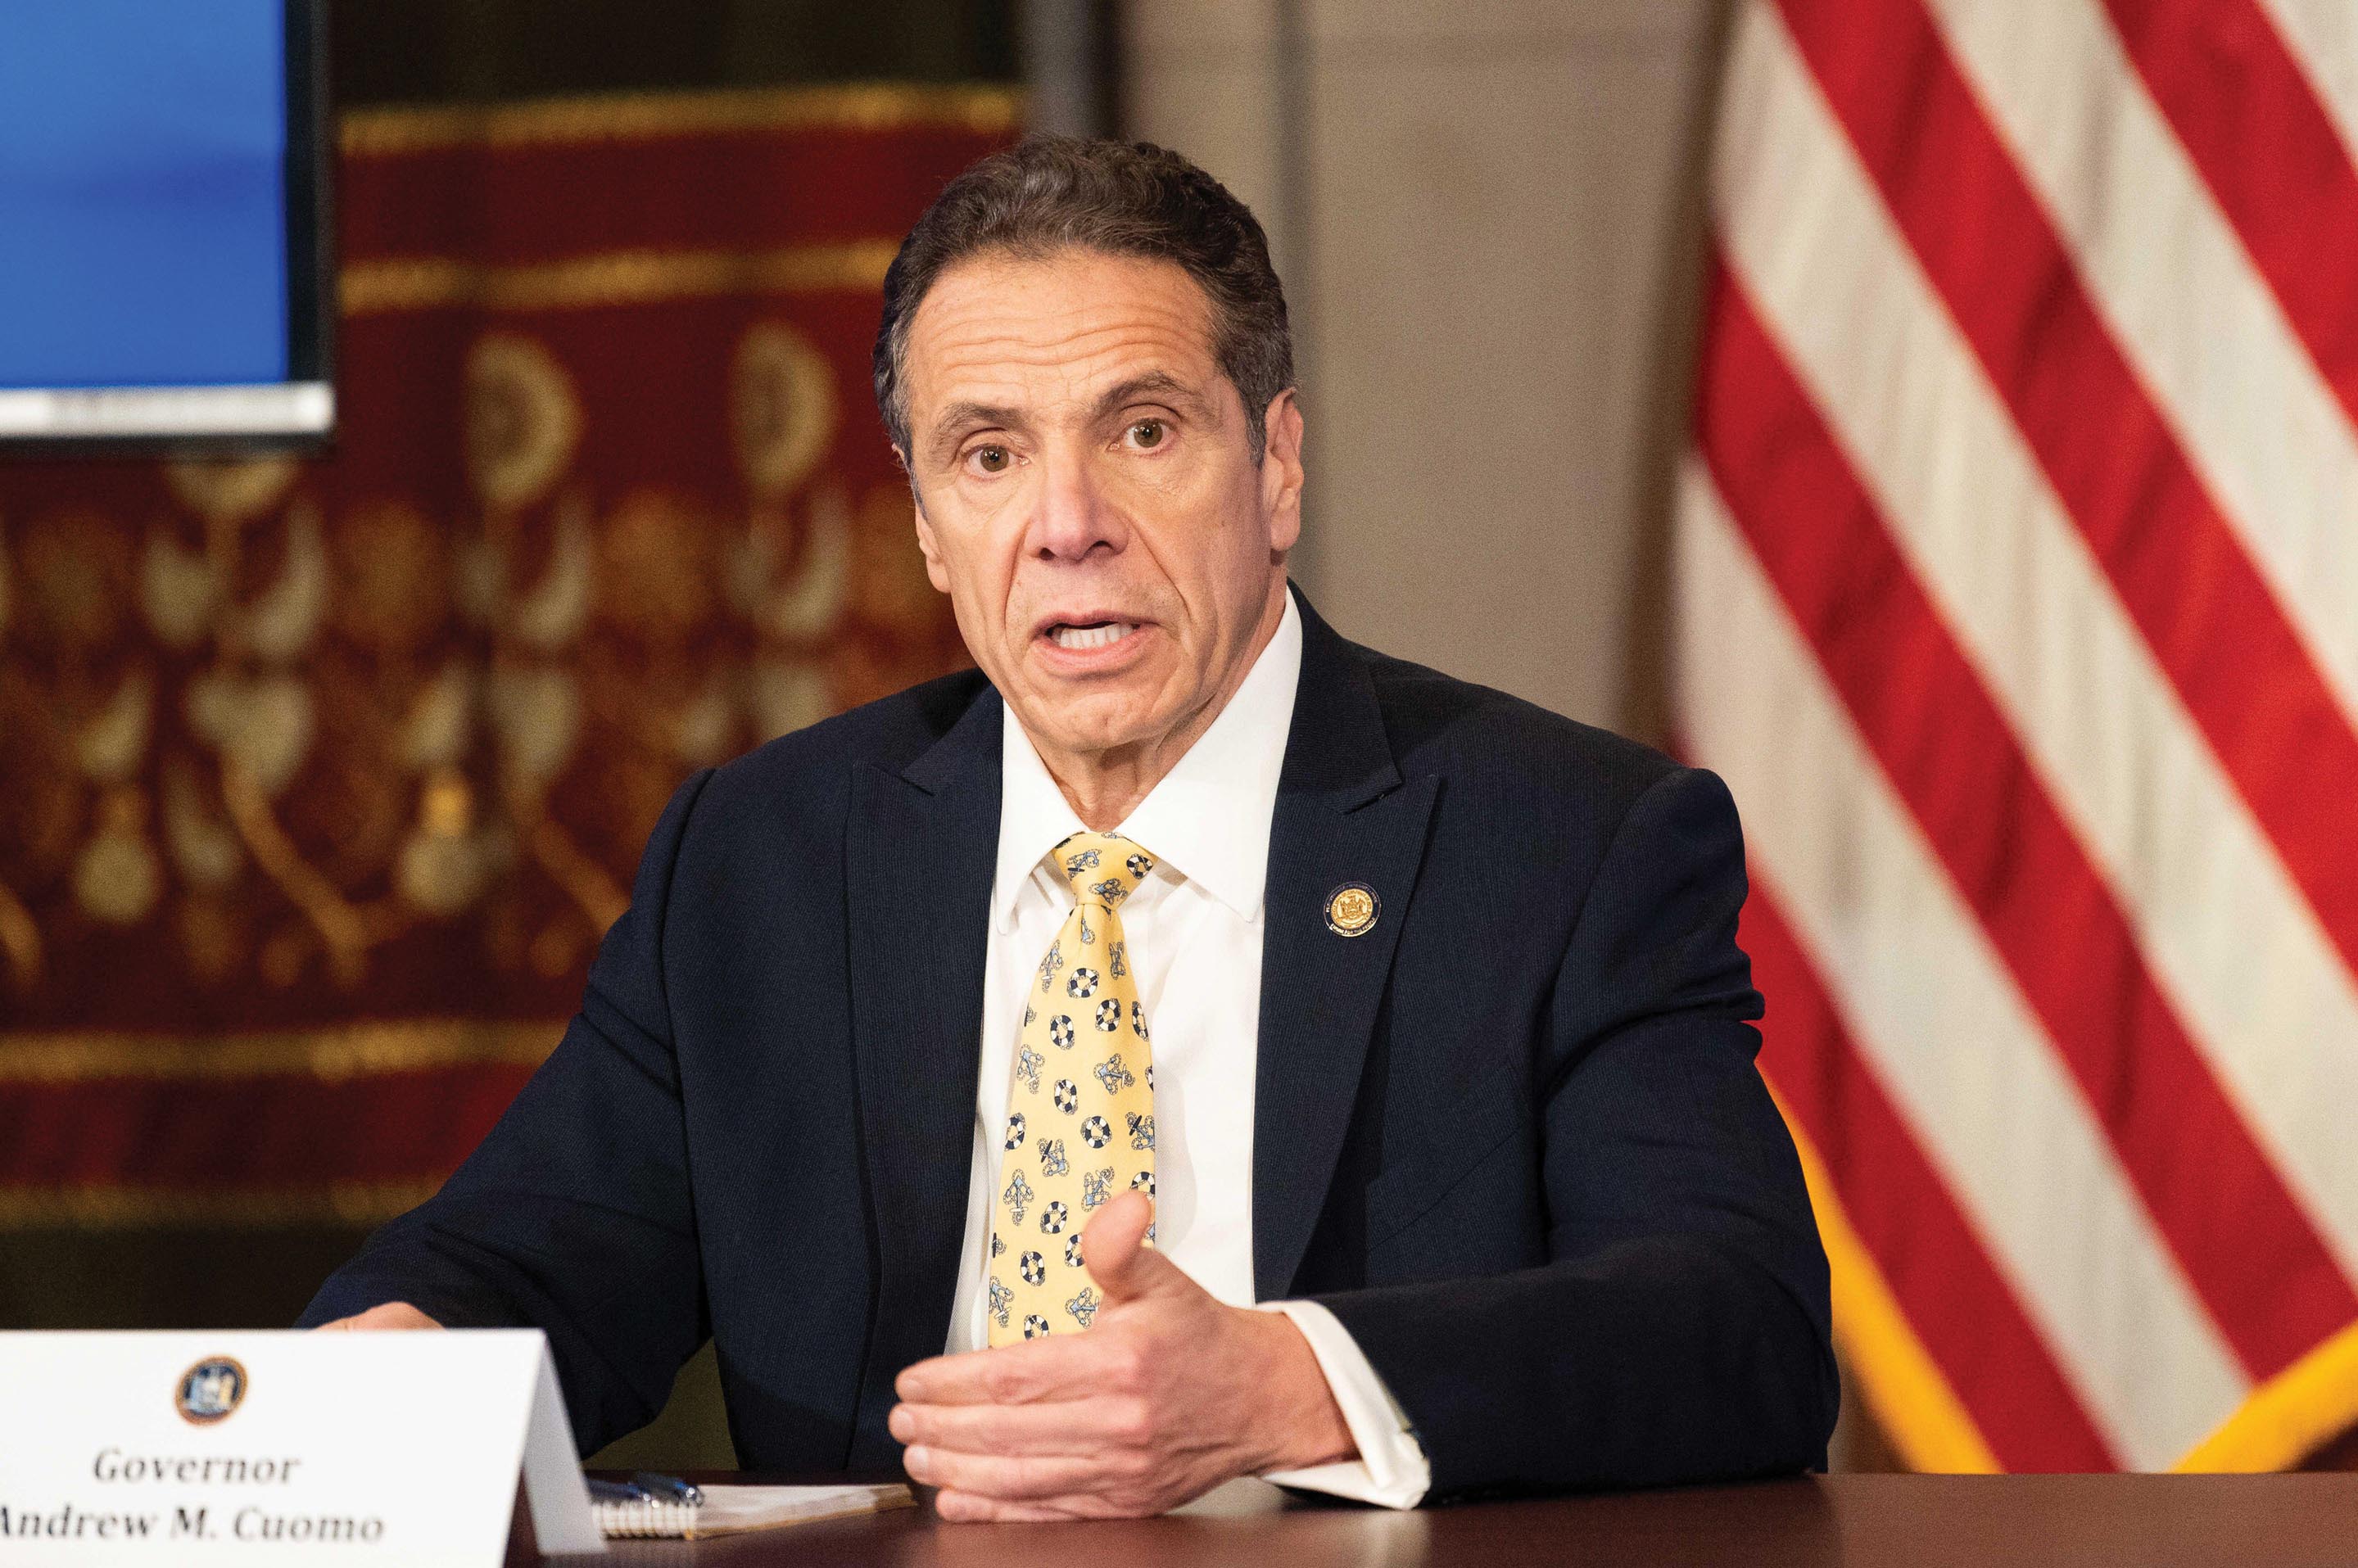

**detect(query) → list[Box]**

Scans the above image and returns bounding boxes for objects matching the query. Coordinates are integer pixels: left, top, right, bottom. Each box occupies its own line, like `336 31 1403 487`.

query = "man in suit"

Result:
304 137 1837 1516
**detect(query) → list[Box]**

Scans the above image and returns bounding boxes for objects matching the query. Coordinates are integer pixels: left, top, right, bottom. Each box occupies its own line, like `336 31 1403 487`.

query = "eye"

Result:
968 444 1012 476
1126 419 1167 450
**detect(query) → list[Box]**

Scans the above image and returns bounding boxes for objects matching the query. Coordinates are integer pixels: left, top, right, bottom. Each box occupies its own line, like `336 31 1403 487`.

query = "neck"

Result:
1036 579 1289 832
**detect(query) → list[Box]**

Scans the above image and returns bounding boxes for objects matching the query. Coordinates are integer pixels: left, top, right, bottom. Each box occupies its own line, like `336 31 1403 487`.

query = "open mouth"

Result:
1044 620 1141 652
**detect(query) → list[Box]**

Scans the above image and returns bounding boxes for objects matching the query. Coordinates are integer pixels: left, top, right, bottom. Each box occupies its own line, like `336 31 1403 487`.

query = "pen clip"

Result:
631 1471 704 1507
586 1477 649 1505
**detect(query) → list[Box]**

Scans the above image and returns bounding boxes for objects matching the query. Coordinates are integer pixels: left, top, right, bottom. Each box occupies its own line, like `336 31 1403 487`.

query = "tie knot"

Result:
1054 832 1156 908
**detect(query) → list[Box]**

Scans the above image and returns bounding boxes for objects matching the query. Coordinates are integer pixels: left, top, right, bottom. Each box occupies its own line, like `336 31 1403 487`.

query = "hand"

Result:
889 1191 1356 1520
313 1302 441 1331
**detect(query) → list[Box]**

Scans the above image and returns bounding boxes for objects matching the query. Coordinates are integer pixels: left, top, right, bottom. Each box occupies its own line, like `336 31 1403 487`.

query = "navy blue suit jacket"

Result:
302 594 1837 1500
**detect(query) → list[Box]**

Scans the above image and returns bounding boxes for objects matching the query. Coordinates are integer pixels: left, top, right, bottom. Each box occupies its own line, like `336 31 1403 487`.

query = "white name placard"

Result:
0 1330 603 1565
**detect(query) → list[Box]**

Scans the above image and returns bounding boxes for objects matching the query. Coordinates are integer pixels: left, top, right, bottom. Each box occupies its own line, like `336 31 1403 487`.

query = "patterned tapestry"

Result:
0 86 1016 1226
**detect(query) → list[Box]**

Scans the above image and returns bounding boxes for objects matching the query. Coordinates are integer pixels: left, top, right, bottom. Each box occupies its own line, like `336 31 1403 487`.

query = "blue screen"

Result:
0 1 290 391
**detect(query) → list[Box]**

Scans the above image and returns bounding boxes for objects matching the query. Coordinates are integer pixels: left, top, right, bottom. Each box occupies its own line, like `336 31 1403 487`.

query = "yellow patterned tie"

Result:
985 831 1158 1345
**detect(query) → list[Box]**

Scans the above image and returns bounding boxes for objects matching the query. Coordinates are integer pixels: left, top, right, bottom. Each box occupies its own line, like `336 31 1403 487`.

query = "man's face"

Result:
899 248 1302 765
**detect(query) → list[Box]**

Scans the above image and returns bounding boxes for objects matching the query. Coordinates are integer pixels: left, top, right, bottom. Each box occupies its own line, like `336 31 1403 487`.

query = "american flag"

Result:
1673 0 2358 1470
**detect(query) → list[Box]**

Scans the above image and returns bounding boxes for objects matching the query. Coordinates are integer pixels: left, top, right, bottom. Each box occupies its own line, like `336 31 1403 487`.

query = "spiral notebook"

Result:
592 1482 913 1539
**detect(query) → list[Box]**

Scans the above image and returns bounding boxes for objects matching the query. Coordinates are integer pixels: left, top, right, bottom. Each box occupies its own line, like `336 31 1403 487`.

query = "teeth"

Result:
1050 621 1138 651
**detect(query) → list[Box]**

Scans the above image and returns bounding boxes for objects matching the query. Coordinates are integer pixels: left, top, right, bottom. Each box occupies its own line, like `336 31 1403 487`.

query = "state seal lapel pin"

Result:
1324 881 1380 938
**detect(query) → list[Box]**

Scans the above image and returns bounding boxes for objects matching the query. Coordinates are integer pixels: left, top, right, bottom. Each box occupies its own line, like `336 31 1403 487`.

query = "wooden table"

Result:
560 1473 2358 1566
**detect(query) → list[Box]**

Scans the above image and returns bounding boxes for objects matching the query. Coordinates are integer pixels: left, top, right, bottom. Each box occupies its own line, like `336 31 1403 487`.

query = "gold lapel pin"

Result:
1325 881 1380 938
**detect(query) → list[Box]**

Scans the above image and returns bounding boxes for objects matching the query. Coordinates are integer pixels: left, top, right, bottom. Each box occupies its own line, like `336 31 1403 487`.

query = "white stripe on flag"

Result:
2260 0 2358 167
1714 0 2358 1279
1927 0 2358 730
1674 458 2244 1469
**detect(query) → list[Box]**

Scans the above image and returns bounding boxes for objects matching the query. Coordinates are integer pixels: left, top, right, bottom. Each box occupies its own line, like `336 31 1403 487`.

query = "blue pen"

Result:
631 1471 705 1507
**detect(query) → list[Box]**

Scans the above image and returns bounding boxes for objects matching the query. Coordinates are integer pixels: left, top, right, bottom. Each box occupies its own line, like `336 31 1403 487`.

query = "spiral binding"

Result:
592 1496 700 1539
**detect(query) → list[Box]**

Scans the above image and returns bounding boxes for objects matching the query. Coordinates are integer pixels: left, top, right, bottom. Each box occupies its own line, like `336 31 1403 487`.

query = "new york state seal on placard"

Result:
175 1358 247 1425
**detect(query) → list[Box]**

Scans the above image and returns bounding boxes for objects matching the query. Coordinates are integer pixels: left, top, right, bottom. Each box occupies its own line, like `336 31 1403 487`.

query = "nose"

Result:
1027 441 1125 563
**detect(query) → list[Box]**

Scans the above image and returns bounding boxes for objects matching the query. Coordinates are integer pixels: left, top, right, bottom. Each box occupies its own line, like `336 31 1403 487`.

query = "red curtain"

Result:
0 86 1014 1224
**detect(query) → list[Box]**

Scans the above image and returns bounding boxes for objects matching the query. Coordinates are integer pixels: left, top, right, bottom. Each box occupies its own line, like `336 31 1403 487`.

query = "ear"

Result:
1259 389 1306 554
900 453 952 595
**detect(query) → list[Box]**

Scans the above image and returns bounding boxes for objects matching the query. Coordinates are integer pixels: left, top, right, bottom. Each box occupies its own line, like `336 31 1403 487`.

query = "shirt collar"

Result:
993 587 1303 929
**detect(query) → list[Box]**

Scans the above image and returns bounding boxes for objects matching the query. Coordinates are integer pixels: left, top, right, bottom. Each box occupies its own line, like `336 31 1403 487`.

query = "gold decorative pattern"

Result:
466 334 582 510
0 1182 447 1230
339 83 1023 156
733 322 840 501
342 241 903 317
0 881 41 988
0 1020 559 1084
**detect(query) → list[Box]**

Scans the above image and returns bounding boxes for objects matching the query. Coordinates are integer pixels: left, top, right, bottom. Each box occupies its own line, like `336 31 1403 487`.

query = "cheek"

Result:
927 516 1030 645
1157 497 1269 615
1121 478 1251 584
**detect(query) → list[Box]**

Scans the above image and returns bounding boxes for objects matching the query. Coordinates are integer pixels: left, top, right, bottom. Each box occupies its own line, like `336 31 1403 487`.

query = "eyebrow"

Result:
925 400 1026 465
921 371 1219 466
1095 371 1213 420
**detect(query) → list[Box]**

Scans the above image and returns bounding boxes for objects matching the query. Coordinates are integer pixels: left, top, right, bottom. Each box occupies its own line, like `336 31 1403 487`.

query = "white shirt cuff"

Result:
1254 1299 1432 1508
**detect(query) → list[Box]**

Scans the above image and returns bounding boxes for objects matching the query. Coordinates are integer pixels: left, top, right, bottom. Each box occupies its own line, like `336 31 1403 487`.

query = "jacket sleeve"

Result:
1311 766 1839 1500
296 768 717 1456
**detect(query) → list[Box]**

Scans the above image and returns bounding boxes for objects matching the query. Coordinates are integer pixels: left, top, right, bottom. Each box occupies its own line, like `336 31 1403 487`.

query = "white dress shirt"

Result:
943 590 1431 1507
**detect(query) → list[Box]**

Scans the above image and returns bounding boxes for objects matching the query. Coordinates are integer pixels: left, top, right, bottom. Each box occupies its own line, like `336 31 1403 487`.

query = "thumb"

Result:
1081 1190 1182 1303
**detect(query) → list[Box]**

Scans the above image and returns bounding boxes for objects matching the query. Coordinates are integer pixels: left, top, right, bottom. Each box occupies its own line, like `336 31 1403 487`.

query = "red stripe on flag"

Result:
1777 0 2358 986
1698 258 2358 1380
2102 0 2358 429
1740 874 2117 1471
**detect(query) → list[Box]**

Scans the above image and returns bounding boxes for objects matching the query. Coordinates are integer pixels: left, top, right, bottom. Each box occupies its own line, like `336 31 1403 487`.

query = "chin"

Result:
1022 690 1168 755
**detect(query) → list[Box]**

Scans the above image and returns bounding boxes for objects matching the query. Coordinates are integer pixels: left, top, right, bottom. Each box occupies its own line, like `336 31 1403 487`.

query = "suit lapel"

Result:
1253 596 1440 1300
837 596 1436 1421
844 689 1001 1464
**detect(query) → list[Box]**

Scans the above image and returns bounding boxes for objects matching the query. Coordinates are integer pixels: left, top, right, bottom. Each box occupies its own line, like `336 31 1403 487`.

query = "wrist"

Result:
1247 1308 1357 1471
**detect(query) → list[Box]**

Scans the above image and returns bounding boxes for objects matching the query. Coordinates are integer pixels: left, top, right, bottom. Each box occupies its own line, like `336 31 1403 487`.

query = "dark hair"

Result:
872 135 1294 464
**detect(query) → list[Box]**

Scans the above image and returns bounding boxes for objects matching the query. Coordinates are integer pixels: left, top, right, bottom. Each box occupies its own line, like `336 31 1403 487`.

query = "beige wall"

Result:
1125 0 1730 742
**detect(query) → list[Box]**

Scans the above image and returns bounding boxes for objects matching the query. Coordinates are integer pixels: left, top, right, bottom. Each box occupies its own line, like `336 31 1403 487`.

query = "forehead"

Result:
903 248 1220 411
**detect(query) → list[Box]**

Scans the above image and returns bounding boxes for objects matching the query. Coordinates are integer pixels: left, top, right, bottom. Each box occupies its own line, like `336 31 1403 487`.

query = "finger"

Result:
895 1333 1130 1406
1083 1191 1188 1304
891 1394 1146 1456
932 1489 1118 1523
903 1445 1110 1501
318 1302 441 1331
